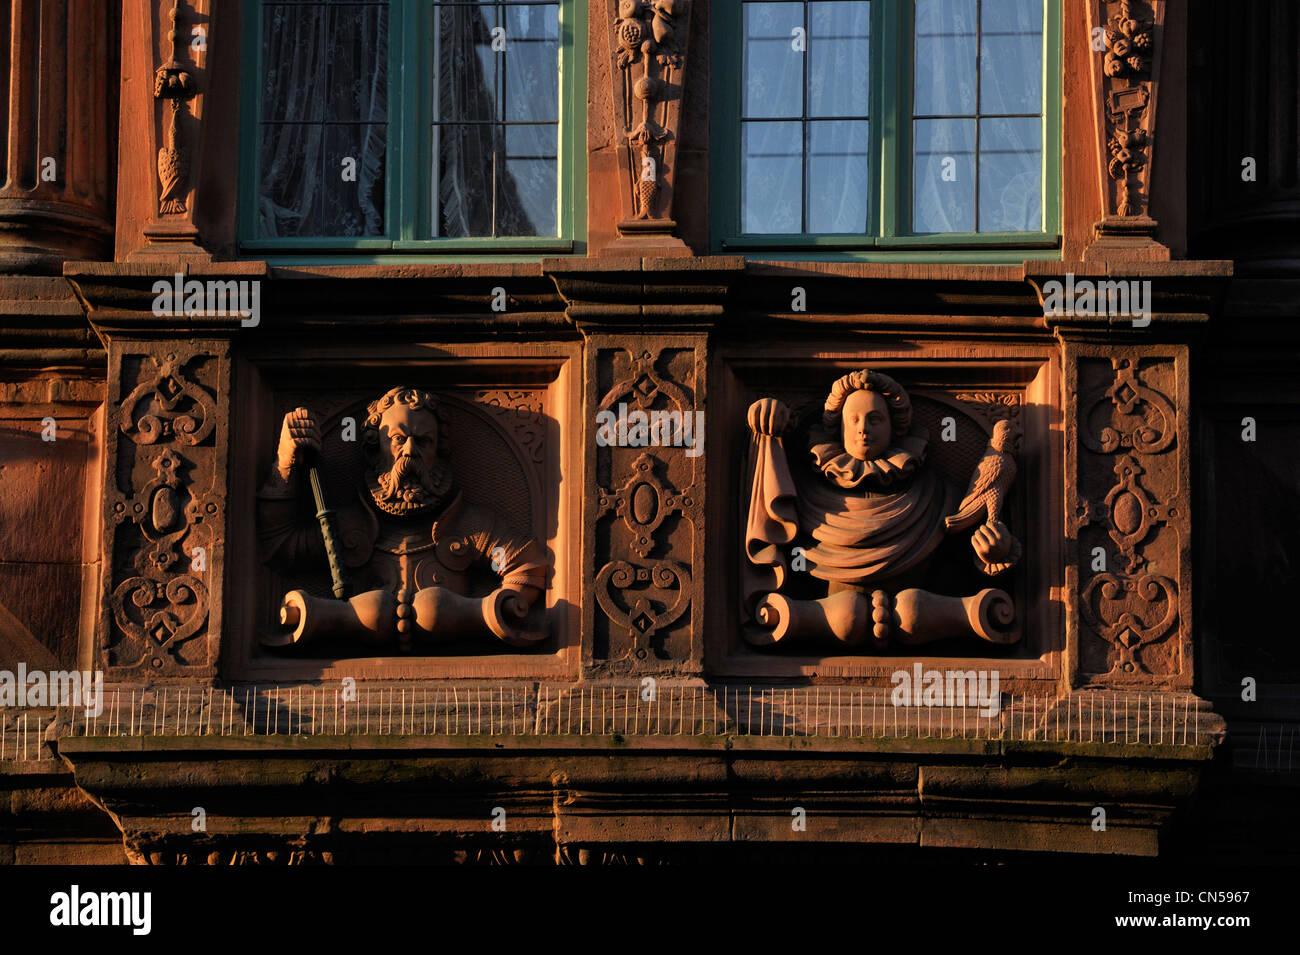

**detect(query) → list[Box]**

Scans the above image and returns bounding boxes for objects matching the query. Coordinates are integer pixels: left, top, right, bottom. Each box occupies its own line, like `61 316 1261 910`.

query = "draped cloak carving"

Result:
744 424 955 613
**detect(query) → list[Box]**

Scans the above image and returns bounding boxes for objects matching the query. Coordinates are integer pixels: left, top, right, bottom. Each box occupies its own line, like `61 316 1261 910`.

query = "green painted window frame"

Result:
239 0 587 257
710 0 1061 259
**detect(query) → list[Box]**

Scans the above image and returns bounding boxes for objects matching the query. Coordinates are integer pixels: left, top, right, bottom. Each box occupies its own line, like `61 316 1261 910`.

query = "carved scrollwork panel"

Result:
587 340 705 672
1079 572 1178 676
1070 349 1188 686
101 341 229 676
595 559 692 662
1082 356 1176 455
597 452 694 558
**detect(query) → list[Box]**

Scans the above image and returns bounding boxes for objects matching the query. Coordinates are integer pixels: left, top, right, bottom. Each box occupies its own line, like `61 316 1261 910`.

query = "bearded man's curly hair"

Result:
362 386 451 457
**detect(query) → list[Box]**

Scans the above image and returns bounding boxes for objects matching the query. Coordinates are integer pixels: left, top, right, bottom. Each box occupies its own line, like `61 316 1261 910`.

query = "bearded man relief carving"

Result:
743 369 1023 650
257 386 550 652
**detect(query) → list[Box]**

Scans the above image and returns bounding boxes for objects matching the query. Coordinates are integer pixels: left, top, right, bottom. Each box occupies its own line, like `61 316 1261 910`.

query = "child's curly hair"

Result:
821 369 912 439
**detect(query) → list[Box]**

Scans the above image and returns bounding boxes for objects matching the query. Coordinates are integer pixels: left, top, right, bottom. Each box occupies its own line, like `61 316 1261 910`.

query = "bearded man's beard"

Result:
368 454 454 516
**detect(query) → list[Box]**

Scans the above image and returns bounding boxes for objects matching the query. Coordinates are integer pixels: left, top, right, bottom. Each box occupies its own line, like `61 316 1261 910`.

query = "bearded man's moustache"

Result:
378 456 426 497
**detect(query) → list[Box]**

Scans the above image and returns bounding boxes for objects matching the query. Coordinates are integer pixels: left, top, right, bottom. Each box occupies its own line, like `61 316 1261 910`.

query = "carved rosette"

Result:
606 0 691 238
475 390 546 467
1088 0 1165 245
1068 352 1189 686
101 344 229 677
588 342 704 672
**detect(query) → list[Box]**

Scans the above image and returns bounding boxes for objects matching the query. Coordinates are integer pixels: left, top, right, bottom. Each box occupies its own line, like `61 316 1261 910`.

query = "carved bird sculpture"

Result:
154 67 194 215
158 142 188 214
945 418 1020 532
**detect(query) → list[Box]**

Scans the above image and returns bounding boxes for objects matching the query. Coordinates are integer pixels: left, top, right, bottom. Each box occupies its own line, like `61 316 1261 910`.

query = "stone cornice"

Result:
54 256 1236 346
59 726 1221 862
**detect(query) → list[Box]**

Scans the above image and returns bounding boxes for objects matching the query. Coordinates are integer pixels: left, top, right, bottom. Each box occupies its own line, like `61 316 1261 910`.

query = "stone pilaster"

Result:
1063 344 1190 688
71 262 266 679
602 0 694 255
1085 0 1170 261
548 256 741 677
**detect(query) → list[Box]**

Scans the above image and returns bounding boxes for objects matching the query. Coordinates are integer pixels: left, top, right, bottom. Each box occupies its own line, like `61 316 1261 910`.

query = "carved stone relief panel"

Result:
740 370 1026 653
220 344 580 681
1067 348 1190 687
1086 0 1169 258
709 352 1062 684
254 386 553 658
603 0 693 249
100 342 229 677
586 337 705 674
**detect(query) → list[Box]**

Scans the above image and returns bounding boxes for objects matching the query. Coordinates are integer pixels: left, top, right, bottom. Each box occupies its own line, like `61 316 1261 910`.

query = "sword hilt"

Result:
308 465 348 600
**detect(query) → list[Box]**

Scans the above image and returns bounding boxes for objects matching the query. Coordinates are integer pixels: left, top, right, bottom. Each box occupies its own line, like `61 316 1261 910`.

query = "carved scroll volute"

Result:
142 0 210 254
605 0 693 254
1085 0 1169 260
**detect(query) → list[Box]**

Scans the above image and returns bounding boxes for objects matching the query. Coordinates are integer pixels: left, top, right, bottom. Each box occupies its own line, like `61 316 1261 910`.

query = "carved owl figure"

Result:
945 418 1020 531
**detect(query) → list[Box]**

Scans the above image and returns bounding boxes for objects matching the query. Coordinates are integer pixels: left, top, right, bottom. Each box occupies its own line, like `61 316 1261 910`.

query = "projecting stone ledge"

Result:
54 727 1222 864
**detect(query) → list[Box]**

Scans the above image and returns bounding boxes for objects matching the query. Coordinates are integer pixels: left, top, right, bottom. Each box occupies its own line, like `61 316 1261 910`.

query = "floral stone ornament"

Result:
608 0 691 245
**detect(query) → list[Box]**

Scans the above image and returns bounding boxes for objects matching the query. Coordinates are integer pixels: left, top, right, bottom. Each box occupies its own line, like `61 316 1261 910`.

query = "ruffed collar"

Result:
808 431 929 489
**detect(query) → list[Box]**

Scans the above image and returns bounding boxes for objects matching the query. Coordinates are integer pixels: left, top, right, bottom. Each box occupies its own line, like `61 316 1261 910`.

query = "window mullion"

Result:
396 1 418 244
877 0 907 239
973 0 983 232
801 1 809 234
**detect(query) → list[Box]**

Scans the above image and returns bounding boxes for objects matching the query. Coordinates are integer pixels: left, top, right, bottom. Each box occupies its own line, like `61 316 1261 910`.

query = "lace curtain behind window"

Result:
258 2 388 238
434 2 559 238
